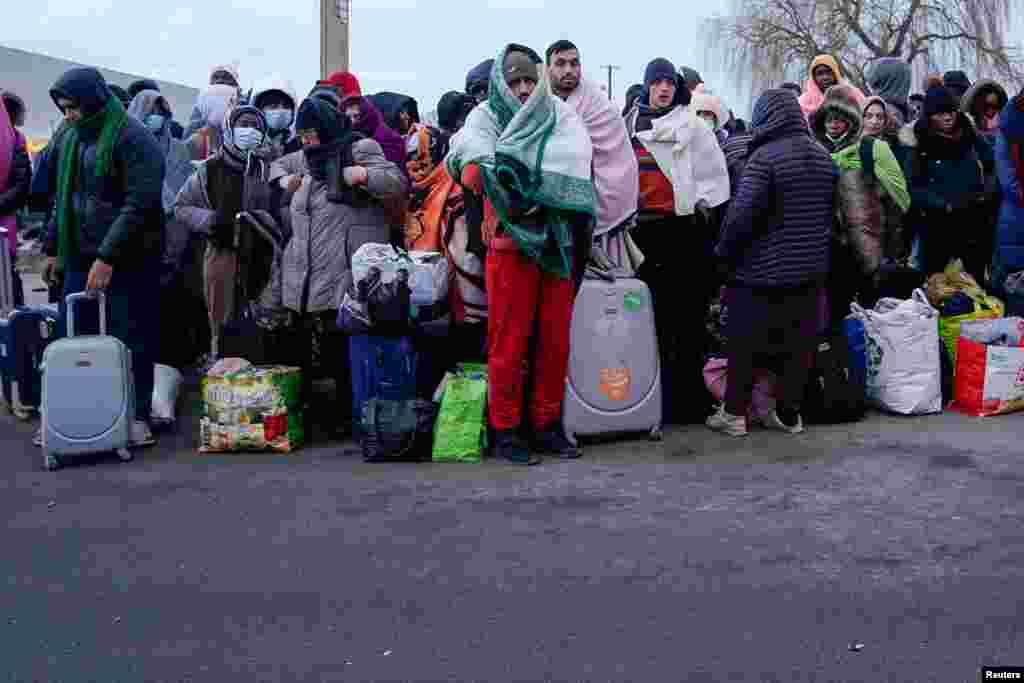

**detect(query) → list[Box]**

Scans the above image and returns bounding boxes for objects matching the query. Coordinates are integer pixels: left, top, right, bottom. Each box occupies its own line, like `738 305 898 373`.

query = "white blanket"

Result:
635 106 730 216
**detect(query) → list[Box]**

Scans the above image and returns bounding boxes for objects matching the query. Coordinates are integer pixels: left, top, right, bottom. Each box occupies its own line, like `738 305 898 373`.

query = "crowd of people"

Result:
1 42 1022 463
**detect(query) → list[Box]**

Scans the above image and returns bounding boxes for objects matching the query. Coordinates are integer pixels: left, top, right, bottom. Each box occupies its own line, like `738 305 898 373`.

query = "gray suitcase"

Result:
563 267 663 445
40 291 134 470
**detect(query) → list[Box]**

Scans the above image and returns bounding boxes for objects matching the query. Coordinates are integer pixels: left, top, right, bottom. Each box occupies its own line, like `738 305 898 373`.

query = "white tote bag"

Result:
851 289 943 415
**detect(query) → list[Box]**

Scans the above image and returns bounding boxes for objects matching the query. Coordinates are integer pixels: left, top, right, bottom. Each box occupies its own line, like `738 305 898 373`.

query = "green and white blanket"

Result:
446 45 595 278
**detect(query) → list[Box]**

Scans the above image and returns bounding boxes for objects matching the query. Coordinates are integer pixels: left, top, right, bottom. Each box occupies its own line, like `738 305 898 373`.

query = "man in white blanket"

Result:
623 57 730 426
447 44 597 466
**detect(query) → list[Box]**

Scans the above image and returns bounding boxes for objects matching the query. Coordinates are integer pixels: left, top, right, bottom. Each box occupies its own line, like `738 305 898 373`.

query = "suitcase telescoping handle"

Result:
65 290 108 338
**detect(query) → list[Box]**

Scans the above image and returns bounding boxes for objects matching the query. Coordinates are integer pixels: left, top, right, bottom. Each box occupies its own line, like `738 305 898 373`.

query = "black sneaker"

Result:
532 425 581 459
495 429 542 466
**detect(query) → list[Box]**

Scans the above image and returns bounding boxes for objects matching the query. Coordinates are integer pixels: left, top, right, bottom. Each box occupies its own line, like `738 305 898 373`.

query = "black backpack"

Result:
802 334 867 424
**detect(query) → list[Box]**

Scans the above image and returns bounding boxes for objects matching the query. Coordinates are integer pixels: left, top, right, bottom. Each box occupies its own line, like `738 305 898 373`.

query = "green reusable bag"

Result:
432 364 488 463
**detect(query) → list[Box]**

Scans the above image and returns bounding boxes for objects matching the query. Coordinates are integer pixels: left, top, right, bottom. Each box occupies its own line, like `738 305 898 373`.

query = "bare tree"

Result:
703 0 1024 97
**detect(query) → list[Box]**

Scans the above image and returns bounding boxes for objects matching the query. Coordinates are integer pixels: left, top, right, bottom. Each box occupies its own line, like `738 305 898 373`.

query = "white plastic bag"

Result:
350 243 449 307
851 289 942 415
151 364 184 425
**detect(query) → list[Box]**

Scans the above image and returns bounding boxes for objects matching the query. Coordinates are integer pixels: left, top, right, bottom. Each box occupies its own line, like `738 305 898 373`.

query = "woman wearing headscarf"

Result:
0 94 31 306
174 104 284 366
43 67 165 447
269 97 405 436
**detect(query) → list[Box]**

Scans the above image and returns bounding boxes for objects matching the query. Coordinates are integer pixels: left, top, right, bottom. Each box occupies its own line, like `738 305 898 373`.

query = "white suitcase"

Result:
41 291 134 470
563 267 663 445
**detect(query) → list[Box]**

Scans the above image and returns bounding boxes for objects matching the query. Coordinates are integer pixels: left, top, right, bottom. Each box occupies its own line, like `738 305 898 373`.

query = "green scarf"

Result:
447 47 595 277
55 96 129 271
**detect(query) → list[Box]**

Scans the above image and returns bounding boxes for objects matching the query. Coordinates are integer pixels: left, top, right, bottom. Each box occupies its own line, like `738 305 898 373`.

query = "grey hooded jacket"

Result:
269 138 405 314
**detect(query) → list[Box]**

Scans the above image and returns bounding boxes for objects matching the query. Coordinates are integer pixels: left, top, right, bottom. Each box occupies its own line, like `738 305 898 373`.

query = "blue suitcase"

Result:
0 305 60 418
349 335 418 435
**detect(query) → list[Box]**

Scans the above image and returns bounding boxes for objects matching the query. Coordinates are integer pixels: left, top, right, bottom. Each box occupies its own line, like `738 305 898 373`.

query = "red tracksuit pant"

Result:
486 247 575 431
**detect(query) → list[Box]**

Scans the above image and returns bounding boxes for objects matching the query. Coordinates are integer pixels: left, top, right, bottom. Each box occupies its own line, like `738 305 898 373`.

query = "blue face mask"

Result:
144 114 166 132
233 127 263 152
264 109 293 132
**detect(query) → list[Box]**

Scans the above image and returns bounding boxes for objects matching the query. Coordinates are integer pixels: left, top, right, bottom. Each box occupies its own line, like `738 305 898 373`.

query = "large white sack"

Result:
151 364 184 425
851 289 942 415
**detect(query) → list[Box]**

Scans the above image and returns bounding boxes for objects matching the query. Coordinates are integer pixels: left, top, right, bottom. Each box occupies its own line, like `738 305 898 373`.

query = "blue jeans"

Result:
60 264 160 421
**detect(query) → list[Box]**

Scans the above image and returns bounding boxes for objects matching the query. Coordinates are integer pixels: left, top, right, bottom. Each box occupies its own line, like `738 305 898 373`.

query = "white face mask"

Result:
233 127 263 151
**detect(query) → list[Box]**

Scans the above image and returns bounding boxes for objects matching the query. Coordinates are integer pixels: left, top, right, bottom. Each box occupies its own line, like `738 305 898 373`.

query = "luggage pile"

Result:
0 227 59 421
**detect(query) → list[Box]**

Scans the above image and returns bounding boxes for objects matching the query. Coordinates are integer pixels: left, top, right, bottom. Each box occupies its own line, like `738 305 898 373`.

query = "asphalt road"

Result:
1 391 1022 682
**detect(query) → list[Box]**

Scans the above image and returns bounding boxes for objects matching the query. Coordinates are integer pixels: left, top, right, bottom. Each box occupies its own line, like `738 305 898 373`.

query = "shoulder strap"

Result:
858 138 876 182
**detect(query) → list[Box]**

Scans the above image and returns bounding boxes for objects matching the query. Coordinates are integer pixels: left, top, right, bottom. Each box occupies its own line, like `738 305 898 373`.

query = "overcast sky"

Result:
2 0 748 116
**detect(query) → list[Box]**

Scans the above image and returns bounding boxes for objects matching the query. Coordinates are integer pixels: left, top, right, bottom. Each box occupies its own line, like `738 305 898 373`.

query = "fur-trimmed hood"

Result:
812 86 863 151
961 79 1008 134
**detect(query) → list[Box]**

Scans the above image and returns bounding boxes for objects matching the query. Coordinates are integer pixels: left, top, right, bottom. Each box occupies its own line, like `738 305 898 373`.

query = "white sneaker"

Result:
706 406 748 437
762 410 805 435
130 420 156 448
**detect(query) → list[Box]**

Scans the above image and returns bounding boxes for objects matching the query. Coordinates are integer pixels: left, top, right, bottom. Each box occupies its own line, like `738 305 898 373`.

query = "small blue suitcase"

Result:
1 305 60 418
349 335 418 435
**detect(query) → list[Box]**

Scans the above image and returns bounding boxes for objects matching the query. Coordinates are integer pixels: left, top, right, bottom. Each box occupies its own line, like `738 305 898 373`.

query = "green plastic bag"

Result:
433 364 488 463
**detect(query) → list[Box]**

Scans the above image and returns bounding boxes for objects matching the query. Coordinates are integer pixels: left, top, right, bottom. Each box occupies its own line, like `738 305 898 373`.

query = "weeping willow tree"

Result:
703 0 1024 96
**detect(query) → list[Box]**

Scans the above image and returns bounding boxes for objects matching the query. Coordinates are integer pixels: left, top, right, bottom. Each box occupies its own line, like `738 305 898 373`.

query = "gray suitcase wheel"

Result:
43 454 60 471
649 426 663 442
117 448 134 462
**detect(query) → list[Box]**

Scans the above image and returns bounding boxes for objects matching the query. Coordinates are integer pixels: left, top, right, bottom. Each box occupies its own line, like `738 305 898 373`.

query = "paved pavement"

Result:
6 271 1024 681
2 380 1022 681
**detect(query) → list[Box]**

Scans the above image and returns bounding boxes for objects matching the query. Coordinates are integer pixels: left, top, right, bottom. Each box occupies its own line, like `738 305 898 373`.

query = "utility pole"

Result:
320 0 351 79
600 65 620 101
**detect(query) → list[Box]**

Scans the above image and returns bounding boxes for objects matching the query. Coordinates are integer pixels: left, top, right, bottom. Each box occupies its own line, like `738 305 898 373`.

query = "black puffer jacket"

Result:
717 89 839 287
43 68 165 271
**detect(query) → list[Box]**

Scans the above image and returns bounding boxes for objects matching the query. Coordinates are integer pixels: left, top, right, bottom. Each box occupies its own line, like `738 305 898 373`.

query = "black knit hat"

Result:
923 85 958 117
644 58 676 88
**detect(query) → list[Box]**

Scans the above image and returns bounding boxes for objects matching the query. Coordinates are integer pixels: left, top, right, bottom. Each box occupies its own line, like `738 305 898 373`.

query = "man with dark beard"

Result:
547 40 582 98
546 40 638 266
